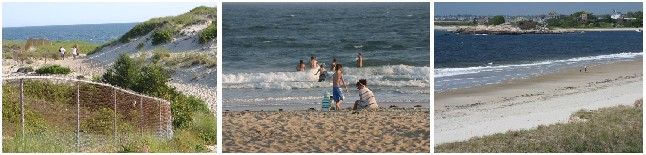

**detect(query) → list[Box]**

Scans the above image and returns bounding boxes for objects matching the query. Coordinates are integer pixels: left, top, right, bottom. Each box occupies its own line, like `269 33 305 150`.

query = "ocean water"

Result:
435 30 643 91
223 3 431 111
2 23 137 44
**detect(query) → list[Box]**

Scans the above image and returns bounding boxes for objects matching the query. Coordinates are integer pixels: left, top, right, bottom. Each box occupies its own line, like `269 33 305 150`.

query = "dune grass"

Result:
435 99 643 153
114 6 216 44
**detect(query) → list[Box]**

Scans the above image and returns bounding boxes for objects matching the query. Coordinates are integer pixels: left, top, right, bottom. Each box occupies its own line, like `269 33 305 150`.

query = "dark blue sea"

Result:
435 30 643 91
223 3 431 111
2 23 137 44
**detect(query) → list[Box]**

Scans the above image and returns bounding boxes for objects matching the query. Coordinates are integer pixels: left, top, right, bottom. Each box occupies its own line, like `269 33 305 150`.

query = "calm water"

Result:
223 3 430 111
435 30 643 91
3 23 137 44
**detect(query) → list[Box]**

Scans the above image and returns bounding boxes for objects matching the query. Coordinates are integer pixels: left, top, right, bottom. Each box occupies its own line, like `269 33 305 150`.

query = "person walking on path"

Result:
59 46 66 60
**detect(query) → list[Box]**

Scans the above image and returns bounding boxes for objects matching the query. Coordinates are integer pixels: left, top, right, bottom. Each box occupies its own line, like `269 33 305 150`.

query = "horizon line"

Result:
2 22 142 28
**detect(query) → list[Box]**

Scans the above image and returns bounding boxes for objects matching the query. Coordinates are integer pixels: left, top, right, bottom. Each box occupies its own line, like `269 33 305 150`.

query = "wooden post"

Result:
20 79 24 145
76 81 80 152
159 100 162 135
113 88 117 146
139 97 143 134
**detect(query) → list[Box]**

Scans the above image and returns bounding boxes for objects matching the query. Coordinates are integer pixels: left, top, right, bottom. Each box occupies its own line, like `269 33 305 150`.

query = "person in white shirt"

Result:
72 44 78 59
353 79 378 110
59 46 66 60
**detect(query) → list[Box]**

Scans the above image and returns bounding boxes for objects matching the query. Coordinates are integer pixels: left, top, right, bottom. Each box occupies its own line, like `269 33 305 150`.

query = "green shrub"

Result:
189 112 216 144
132 65 171 97
152 28 173 45
119 21 162 43
102 54 139 89
137 42 145 50
35 65 71 75
100 53 216 152
199 23 216 44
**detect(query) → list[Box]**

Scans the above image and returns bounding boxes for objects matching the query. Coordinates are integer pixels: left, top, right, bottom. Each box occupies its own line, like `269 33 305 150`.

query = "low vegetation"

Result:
3 53 215 152
435 99 643 153
113 6 215 44
35 65 71 75
161 52 216 69
3 40 99 60
100 54 216 152
547 11 643 28
199 23 216 44
151 28 173 45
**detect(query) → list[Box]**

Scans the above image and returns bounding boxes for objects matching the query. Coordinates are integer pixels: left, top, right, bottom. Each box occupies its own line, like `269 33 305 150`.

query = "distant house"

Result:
476 17 489 25
611 10 623 20
547 11 561 20
513 17 528 22
580 12 589 22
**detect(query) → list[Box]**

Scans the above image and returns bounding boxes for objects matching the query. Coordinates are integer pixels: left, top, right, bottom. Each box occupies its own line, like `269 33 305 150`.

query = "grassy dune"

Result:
435 99 643 153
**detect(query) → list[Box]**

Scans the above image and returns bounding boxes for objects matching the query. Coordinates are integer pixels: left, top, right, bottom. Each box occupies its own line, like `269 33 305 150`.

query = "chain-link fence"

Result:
2 76 172 152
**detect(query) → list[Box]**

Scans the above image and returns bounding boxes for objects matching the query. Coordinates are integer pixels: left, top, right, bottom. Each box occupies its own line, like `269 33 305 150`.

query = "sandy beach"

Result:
223 108 430 153
434 60 643 144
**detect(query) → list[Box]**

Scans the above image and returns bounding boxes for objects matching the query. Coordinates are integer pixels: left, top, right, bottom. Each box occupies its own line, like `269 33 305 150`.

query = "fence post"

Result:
20 79 25 146
76 81 80 152
113 88 117 146
139 97 143 135
159 100 162 136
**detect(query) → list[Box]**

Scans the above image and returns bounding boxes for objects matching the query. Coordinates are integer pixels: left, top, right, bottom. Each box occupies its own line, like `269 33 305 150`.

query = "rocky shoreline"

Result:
450 25 573 35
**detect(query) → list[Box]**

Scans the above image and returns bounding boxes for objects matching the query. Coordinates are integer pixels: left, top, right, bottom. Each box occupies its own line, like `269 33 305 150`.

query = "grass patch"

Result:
160 52 216 69
199 23 216 44
435 100 643 153
35 65 71 75
2 40 99 60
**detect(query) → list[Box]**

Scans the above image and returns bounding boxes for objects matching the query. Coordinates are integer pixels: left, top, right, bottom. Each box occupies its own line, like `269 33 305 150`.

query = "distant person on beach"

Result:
353 79 378 110
310 56 318 69
297 60 306 71
584 66 587 72
330 59 337 71
357 53 363 68
59 46 66 60
72 44 78 59
315 64 327 82
333 64 349 110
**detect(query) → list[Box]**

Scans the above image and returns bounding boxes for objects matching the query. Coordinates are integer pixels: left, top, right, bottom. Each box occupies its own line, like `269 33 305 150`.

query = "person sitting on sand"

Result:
59 46 66 60
357 53 363 68
330 58 337 71
353 79 378 110
333 64 349 110
315 64 327 82
297 60 306 71
310 56 318 69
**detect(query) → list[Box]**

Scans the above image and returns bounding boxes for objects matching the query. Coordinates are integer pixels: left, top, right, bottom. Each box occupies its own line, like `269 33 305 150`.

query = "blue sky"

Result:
435 2 643 16
3 2 215 27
